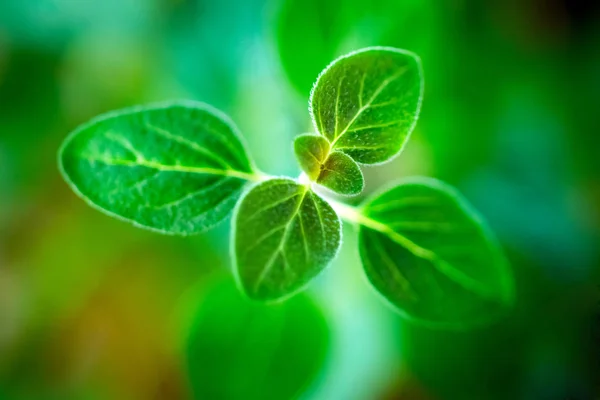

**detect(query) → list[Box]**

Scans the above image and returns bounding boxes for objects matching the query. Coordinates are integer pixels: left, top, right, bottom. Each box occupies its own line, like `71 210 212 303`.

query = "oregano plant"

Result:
58 47 514 329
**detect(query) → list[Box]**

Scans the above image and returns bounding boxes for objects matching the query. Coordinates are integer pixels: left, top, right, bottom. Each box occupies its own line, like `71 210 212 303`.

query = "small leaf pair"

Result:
59 47 514 329
294 47 423 196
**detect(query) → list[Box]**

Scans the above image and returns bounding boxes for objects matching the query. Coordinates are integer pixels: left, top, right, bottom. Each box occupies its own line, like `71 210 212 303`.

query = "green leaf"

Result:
357 177 514 328
186 280 329 400
275 0 351 95
294 134 364 195
293 134 330 181
59 101 258 235
233 178 341 301
275 0 437 96
317 151 364 195
310 47 424 164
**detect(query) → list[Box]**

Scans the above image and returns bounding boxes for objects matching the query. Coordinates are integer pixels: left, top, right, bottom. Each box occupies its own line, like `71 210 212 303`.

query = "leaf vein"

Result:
241 191 303 225
359 214 498 299
298 212 309 265
333 76 345 140
104 131 146 161
150 178 225 210
309 191 326 242
371 234 417 300
367 197 438 213
345 119 404 134
243 225 287 254
358 72 367 108
82 156 256 181
254 188 308 292
144 122 233 169
331 67 407 147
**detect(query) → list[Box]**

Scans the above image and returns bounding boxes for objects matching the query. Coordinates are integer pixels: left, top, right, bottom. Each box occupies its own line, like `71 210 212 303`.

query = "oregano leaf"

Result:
317 151 364 195
233 178 341 301
293 134 330 181
294 134 364 195
357 177 514 328
276 0 435 96
275 0 349 95
186 281 328 400
59 101 258 235
310 47 423 164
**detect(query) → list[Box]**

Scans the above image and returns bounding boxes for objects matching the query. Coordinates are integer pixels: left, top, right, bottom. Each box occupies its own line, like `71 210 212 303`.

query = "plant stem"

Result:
297 172 311 185
261 169 370 228
324 194 396 236
321 197 368 227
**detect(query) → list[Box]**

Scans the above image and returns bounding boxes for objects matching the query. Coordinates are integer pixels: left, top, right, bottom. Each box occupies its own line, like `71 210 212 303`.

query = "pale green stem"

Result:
323 193 411 248
297 172 311 185
254 170 274 182
327 196 430 258
263 170 369 228
325 198 363 224
325 197 389 233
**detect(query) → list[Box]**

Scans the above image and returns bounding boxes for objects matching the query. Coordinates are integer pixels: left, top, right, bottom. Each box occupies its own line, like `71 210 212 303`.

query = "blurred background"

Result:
1 0 599 399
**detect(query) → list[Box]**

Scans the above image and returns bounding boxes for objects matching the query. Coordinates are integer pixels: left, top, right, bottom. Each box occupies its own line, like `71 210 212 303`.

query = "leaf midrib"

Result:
357 211 497 299
328 66 408 149
253 186 310 293
81 155 259 181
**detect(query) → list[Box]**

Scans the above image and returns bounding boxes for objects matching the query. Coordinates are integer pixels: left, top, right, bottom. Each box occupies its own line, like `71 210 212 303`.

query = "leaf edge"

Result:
230 177 344 303
308 46 425 167
57 99 258 236
356 176 516 330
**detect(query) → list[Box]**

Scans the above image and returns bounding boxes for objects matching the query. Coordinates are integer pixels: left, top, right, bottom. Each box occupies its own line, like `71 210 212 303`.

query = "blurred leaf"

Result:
311 47 423 164
186 280 329 400
275 0 350 96
400 319 527 400
0 47 62 187
276 0 437 96
59 101 258 235
233 179 341 301
358 177 514 328
294 134 364 195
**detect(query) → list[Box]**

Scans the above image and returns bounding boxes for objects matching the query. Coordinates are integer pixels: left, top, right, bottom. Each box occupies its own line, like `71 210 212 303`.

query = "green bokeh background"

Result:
1 0 599 399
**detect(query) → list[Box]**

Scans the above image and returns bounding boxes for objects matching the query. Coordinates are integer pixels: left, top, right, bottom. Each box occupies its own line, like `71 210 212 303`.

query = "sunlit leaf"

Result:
186 281 329 400
311 47 423 164
294 134 363 195
357 177 514 328
317 151 364 195
233 178 341 301
59 101 258 235
294 134 330 181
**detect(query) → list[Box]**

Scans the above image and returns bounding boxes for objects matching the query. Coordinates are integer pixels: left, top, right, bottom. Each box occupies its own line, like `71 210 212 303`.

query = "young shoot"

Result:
58 47 514 329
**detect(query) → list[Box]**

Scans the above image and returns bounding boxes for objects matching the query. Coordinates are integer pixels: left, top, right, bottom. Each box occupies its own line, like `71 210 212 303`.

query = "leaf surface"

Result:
358 177 514 328
59 101 257 235
317 151 363 195
294 134 330 181
311 47 423 164
234 178 341 301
